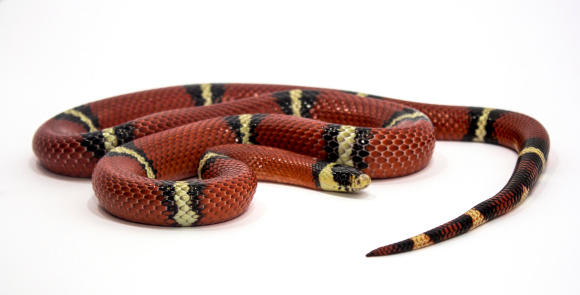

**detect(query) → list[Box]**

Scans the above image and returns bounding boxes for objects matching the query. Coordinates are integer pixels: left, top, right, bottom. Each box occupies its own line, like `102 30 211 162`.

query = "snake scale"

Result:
32 83 549 257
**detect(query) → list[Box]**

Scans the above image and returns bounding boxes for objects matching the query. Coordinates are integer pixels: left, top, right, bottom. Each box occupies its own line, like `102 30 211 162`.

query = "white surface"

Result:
1 1 579 294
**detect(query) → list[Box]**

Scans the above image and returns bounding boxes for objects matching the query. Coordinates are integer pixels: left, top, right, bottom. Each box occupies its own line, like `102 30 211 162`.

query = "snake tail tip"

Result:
365 239 416 257
365 247 394 257
365 247 387 257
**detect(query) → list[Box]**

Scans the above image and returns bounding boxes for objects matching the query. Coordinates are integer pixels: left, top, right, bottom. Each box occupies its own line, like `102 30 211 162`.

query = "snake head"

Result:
317 163 371 192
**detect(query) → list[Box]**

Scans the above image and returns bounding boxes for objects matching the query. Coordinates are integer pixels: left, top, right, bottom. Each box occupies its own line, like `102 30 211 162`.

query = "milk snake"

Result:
32 83 549 257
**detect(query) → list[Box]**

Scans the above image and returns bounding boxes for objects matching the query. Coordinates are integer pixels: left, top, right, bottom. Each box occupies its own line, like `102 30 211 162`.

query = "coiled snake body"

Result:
32 83 549 257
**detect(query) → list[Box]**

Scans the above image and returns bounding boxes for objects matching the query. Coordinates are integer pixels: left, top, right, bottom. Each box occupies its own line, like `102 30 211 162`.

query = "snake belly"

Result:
32 83 549 257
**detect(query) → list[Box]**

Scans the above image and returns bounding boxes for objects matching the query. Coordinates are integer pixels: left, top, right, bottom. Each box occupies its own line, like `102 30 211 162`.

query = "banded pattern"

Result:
322 124 372 170
273 89 319 117
33 83 549 257
107 142 157 179
55 105 100 132
383 108 430 128
185 83 227 106
158 180 204 226
225 114 269 145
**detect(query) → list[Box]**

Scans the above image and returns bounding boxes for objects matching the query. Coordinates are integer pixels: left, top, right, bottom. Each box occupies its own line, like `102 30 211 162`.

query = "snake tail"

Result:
366 107 549 256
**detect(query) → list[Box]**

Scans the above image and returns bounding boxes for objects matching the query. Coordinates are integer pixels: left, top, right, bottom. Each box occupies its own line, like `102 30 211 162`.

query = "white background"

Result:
1 0 579 294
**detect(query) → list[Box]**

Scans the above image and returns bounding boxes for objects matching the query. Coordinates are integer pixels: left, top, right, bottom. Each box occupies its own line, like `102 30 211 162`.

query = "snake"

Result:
32 83 549 257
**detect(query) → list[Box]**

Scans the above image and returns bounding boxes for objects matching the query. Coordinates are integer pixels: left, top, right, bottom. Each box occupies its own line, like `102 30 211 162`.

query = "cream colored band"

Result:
200 83 213 106
335 125 357 166
411 233 434 250
473 108 495 142
289 89 303 117
519 147 546 168
385 112 426 128
172 181 200 226
101 128 118 151
197 152 223 178
238 114 253 144
519 185 531 204
110 146 156 179
64 109 98 132
465 208 486 230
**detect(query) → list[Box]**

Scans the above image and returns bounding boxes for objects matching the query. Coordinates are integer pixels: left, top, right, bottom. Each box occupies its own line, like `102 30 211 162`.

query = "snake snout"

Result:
352 173 371 191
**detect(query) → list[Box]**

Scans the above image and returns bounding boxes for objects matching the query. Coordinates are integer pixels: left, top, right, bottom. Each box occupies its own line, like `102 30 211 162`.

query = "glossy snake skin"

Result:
32 83 549 257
